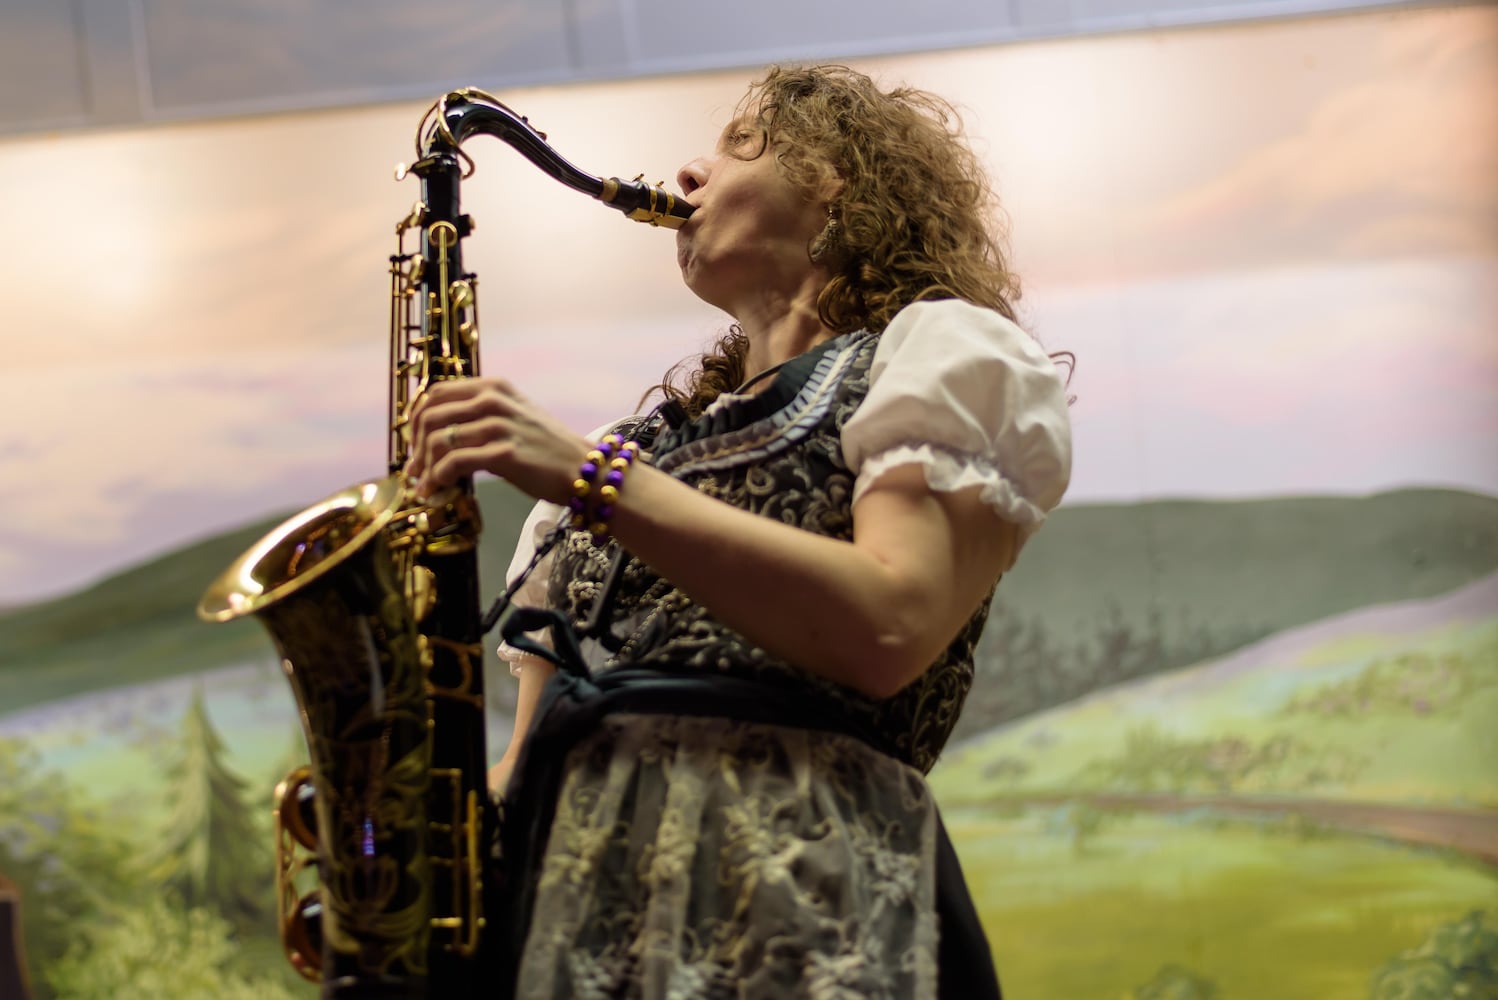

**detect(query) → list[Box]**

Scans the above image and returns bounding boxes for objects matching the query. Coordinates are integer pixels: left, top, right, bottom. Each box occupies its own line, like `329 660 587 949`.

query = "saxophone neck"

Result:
415 88 694 229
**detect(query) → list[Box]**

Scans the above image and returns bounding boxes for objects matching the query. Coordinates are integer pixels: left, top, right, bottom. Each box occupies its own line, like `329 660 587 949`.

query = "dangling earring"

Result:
809 204 844 265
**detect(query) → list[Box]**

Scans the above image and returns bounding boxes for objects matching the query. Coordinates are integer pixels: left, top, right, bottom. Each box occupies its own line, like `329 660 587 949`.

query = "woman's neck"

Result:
734 278 833 389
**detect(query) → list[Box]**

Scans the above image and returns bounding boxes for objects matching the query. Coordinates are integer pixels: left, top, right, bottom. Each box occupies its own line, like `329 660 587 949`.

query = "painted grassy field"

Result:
935 592 1498 809
945 806 1498 999
930 577 1498 997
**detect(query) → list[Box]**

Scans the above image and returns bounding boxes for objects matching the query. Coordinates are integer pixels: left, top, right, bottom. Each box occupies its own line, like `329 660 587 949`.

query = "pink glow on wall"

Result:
2 6 1493 604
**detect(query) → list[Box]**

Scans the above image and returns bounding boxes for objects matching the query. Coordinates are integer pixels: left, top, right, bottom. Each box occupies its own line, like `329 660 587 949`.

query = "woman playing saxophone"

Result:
405 64 1072 999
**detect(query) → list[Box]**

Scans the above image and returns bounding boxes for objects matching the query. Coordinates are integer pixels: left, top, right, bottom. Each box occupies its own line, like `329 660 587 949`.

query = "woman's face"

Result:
673 119 828 317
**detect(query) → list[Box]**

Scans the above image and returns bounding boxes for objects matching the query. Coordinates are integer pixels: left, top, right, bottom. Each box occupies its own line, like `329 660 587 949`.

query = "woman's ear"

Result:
819 173 845 205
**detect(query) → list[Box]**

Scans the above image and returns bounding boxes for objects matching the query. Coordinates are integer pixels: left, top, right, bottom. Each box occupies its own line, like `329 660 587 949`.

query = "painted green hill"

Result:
0 479 539 712
959 487 1498 736
1 486 1495 718
995 488 1498 642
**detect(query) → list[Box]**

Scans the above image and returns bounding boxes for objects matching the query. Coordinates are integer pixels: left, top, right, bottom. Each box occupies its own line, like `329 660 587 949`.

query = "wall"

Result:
0 6 1494 997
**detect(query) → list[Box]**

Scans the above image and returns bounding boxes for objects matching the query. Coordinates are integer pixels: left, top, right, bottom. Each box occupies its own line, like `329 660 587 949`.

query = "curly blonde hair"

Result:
651 64 1023 418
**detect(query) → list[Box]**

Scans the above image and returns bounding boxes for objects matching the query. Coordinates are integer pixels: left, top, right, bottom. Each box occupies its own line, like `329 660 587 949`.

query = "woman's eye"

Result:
726 128 766 156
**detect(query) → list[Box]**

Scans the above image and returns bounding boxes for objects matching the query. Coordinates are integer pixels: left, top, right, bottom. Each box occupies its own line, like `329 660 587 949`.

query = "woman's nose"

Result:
677 157 708 199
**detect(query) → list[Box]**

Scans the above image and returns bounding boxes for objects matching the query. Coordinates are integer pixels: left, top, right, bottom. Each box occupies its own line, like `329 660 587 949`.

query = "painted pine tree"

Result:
146 686 272 928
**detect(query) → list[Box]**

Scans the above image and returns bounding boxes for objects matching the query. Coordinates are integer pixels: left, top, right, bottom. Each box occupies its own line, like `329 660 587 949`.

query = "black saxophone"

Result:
198 88 691 998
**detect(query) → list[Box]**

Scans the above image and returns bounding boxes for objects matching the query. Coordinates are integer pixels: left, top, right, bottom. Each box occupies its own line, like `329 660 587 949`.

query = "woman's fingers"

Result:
416 416 512 497
409 411 497 496
402 376 588 504
405 379 517 482
411 380 517 440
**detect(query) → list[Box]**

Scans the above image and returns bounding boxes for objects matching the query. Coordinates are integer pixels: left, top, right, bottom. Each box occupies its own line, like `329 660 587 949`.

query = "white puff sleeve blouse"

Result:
841 298 1072 566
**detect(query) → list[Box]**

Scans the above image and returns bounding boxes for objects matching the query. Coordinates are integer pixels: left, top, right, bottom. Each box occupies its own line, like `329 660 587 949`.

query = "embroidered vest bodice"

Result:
546 330 991 772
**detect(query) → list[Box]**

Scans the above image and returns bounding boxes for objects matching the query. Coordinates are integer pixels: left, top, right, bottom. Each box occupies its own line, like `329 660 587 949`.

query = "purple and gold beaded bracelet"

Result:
568 432 640 543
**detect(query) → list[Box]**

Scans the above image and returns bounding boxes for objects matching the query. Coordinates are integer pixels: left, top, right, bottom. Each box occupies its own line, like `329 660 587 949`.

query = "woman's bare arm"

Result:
610 461 1016 700
488 655 556 794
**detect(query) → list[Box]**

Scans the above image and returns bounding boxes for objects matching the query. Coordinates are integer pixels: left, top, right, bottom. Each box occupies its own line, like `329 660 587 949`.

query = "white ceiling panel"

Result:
0 0 87 126
622 0 1020 70
0 0 1473 137
139 0 573 113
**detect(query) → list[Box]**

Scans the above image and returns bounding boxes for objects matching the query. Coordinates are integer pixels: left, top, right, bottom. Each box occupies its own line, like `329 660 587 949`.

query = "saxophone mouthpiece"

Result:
598 176 694 229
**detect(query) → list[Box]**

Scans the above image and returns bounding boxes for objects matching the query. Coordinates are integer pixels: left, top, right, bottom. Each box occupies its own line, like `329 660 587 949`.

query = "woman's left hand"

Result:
405 378 590 504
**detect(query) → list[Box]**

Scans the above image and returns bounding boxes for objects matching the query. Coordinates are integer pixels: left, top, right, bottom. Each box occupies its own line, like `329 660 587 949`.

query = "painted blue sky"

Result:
2 6 1494 606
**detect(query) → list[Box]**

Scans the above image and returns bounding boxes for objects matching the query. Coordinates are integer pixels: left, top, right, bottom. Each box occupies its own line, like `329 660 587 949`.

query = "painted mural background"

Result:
1 6 1494 998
